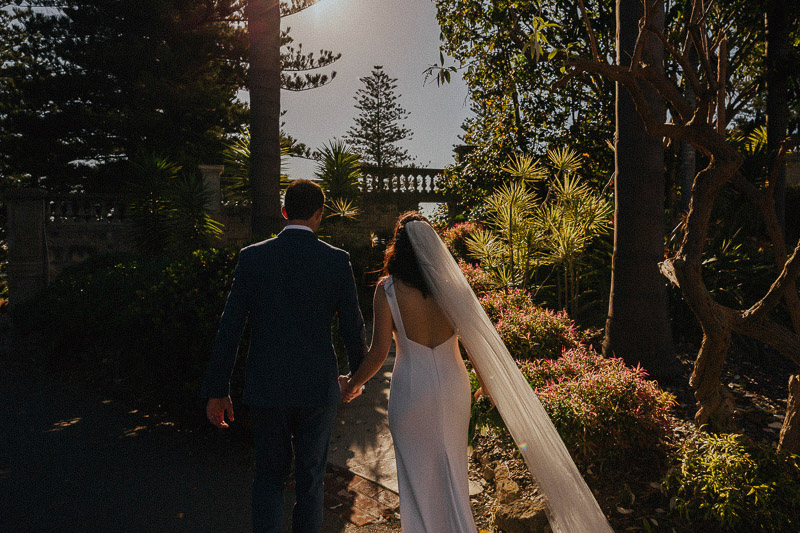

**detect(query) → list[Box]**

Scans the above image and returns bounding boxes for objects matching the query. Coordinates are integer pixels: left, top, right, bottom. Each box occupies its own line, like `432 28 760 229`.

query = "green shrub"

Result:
470 346 675 468
13 248 239 387
479 288 586 361
663 431 800 532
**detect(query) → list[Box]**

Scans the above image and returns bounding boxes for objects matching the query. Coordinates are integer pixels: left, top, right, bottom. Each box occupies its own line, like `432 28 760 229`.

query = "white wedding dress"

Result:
384 276 478 533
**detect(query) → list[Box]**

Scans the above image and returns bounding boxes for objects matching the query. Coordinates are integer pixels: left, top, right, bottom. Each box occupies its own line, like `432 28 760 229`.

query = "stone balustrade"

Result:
46 194 129 223
358 166 447 198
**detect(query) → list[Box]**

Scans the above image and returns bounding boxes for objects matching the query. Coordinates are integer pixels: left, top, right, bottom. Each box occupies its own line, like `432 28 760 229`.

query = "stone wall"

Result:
5 166 455 307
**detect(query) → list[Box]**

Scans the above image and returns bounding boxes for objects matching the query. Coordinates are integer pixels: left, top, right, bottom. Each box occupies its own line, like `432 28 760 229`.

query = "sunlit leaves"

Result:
500 153 548 183
547 146 583 176
325 197 359 220
465 147 612 313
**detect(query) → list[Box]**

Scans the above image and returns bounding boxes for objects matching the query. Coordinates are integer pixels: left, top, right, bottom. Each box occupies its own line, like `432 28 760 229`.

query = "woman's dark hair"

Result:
382 211 433 297
284 179 325 220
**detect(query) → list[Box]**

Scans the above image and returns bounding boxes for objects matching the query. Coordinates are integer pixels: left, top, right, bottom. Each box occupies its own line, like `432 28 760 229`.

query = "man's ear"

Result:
281 206 288 219
314 207 324 220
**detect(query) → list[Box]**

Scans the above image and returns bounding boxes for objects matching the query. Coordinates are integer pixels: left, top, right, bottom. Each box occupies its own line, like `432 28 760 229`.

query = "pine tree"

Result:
345 66 413 168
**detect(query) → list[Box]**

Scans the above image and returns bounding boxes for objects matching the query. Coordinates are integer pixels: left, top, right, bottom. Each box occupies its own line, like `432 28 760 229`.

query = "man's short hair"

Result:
284 179 325 220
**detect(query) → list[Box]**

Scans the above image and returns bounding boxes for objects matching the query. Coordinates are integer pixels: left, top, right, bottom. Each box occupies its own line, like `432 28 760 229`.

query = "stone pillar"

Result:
6 188 49 308
198 165 224 212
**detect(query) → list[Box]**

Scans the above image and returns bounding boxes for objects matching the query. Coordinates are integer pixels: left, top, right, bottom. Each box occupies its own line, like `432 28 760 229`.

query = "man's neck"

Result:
285 221 315 232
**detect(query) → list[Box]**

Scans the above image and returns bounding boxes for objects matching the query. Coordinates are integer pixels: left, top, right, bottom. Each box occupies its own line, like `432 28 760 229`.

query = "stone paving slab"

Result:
323 465 399 526
328 356 399 494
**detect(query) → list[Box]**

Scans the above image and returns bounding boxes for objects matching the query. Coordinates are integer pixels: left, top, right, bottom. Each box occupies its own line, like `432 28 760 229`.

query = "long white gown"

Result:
384 277 478 533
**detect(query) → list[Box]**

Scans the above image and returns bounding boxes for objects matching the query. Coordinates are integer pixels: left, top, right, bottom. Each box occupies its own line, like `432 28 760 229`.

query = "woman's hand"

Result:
474 386 494 407
339 375 363 403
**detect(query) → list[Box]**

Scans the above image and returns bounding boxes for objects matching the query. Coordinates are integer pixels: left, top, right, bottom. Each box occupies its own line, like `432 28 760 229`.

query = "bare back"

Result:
390 278 455 349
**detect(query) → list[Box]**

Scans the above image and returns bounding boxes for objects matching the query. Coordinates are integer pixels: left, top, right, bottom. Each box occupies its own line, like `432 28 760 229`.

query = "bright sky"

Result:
274 0 472 179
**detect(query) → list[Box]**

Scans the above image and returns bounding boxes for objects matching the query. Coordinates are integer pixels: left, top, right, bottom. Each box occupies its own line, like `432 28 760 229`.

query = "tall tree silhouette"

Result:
345 66 413 168
601 0 678 379
248 0 339 238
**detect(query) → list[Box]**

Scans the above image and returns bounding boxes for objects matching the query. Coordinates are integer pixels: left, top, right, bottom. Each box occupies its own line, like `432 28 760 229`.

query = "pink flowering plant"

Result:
518 346 675 467
470 345 675 468
458 260 496 296
441 221 482 262
479 288 586 361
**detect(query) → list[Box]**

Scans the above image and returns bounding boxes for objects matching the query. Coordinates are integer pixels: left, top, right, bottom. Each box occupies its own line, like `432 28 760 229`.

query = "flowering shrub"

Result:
459 260 495 296
663 431 800 531
470 346 675 467
518 346 675 467
441 221 481 262
479 288 586 361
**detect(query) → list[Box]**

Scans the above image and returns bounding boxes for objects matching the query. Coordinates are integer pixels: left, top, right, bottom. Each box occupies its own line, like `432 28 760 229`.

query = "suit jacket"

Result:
201 228 367 407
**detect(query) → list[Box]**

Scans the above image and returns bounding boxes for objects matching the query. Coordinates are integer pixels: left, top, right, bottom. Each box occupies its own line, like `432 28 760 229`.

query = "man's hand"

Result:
338 375 363 403
206 396 234 429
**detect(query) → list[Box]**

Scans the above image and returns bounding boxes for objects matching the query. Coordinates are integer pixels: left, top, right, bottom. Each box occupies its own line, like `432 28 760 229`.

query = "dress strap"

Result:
383 276 407 338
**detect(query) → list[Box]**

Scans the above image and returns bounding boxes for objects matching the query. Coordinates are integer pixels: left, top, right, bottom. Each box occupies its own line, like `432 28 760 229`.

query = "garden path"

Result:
0 361 401 532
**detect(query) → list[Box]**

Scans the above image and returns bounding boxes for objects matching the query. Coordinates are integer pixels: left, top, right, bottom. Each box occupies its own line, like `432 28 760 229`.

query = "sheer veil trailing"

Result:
406 221 613 533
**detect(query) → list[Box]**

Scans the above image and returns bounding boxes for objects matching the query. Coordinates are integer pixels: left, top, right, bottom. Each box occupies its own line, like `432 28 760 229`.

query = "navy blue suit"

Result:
201 228 367 532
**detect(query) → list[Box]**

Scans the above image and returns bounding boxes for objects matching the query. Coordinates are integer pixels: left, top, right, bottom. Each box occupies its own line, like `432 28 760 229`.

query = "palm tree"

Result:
465 148 612 314
315 140 363 201
221 127 291 203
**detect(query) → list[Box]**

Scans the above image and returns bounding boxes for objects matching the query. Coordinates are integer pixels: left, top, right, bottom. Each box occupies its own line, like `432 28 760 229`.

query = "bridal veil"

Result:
406 221 613 533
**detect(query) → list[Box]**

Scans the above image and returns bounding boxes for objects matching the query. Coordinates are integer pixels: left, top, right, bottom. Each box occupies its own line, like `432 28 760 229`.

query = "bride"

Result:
340 212 612 533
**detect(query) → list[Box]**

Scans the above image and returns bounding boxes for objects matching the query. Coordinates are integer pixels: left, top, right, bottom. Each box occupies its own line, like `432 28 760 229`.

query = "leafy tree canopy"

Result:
433 0 616 209
0 0 339 191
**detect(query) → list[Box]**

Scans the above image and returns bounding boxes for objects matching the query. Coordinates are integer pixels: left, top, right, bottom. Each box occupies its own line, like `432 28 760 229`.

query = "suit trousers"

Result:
251 404 339 533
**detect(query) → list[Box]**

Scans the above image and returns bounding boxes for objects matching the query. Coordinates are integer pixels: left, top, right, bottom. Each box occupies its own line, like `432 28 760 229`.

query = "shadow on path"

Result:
0 367 395 532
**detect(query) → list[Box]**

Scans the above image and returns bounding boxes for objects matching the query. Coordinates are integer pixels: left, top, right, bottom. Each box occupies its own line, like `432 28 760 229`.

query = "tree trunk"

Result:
766 0 790 235
603 0 679 380
248 0 284 239
778 374 800 454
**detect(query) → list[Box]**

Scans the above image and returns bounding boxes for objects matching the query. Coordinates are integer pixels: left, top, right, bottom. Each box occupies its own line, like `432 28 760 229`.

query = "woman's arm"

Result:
463 344 494 404
342 281 394 399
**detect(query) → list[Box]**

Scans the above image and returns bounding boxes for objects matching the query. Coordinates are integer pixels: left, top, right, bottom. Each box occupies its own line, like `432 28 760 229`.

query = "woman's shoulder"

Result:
376 275 391 292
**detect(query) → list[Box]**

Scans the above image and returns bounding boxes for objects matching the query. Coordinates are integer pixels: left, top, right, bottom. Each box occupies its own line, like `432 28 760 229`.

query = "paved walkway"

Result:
0 354 401 532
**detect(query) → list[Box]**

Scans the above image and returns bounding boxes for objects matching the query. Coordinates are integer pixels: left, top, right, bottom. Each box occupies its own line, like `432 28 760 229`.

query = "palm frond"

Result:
547 146 583 175
325 197 360 220
500 153 548 183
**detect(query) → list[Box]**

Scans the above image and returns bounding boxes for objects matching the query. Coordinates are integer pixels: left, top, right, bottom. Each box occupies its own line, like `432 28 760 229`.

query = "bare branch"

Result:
576 0 601 63
726 79 761 123
716 37 727 133
629 0 660 70
649 23 703 99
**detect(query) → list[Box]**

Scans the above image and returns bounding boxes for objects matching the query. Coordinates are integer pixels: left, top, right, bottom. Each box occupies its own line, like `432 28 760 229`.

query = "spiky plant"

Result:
221 127 291 203
169 170 225 253
325 197 360 220
465 148 612 314
127 153 224 257
127 154 181 256
315 140 363 201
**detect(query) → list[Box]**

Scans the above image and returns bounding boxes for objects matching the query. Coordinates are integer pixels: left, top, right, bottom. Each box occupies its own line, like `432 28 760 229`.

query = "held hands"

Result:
206 396 234 429
474 386 494 407
338 375 364 403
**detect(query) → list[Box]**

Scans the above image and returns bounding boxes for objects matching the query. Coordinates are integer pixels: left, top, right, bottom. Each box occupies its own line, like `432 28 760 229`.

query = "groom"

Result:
201 179 367 532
